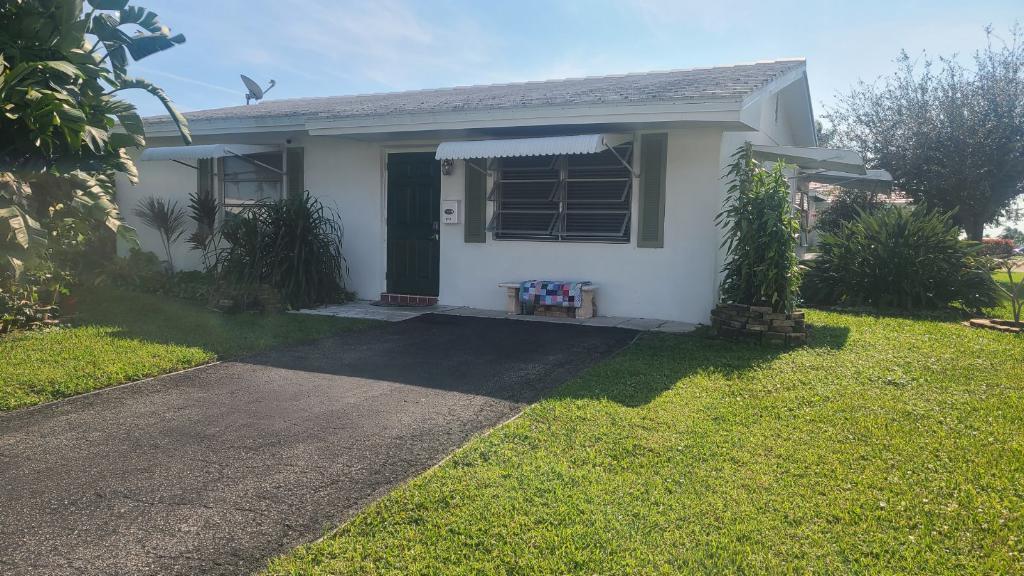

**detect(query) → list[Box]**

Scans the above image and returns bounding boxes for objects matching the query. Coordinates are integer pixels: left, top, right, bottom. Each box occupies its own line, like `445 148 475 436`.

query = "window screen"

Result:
491 143 632 242
221 152 283 214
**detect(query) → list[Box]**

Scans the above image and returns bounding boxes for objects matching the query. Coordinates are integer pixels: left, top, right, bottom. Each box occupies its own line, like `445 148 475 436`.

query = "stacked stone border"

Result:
711 303 807 346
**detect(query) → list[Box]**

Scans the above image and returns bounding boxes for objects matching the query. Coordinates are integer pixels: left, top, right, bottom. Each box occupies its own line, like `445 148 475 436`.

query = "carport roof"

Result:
143 59 806 133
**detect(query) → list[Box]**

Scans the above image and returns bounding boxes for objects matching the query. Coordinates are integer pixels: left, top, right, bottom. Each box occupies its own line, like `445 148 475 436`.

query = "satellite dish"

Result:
241 74 276 105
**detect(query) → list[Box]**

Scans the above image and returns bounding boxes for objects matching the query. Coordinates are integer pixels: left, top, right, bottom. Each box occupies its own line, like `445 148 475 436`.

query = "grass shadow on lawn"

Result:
0 288 379 412
552 323 850 408
73 287 380 359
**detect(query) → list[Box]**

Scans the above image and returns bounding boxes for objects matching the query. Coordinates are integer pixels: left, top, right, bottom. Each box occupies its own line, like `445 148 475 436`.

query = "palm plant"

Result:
134 197 188 273
187 188 220 272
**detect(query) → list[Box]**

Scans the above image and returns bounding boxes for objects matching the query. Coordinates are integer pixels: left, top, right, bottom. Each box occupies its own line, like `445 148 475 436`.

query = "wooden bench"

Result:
498 282 598 319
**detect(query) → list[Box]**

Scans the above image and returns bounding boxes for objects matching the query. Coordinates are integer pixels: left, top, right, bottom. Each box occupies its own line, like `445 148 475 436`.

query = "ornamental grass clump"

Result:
802 206 999 311
716 143 801 313
219 192 347 309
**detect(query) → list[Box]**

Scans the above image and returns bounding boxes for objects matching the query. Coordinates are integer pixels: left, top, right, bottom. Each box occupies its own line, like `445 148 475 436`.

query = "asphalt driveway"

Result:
0 314 636 576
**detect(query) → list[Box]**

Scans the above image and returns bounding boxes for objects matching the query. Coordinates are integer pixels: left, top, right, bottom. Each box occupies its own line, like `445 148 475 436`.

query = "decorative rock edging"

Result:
711 303 807 346
964 318 1023 334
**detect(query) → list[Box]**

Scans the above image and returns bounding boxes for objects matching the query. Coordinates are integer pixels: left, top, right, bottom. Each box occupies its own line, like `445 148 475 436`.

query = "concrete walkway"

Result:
0 315 636 576
300 300 699 333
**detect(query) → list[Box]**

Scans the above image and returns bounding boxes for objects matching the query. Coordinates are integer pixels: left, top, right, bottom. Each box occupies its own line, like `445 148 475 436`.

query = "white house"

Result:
118 59 876 324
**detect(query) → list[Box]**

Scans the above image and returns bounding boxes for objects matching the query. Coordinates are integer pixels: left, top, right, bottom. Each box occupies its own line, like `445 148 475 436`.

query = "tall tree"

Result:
824 26 1024 240
0 0 190 279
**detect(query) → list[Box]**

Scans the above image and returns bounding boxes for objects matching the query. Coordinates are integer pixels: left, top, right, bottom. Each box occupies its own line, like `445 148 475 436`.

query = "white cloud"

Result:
259 0 498 90
134 66 239 96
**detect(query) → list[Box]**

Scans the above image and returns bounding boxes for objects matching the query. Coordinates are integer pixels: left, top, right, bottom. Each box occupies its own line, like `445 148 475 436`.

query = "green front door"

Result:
386 152 441 296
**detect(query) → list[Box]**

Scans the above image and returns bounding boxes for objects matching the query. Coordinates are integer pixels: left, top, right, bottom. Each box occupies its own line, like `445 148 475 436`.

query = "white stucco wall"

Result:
119 119 796 323
116 154 205 272
116 135 386 299
438 128 724 323
304 138 385 299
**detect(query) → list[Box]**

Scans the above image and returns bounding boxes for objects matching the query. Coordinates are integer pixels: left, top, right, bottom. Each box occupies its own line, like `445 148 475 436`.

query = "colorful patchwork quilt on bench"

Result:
519 280 590 309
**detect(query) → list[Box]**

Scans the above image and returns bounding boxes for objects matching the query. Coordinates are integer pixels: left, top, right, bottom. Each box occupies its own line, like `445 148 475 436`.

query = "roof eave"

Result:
308 99 751 135
143 98 754 138
737 60 815 144
143 116 307 138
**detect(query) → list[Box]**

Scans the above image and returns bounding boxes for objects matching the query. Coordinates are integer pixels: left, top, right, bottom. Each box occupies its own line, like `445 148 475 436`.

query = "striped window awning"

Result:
435 134 629 160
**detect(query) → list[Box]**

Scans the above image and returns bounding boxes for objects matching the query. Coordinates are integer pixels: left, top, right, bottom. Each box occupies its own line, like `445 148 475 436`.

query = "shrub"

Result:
717 143 801 313
219 192 348 309
163 270 214 303
94 249 214 304
803 206 999 310
95 248 167 293
0 278 57 334
979 238 1016 257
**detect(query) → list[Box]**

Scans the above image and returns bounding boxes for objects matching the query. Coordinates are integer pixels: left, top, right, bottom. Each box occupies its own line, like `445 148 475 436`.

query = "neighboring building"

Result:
118 59 874 324
798 173 898 251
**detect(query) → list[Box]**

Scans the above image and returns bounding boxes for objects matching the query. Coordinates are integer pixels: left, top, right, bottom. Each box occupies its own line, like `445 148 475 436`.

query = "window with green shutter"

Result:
637 133 667 248
488 143 634 243
464 159 487 243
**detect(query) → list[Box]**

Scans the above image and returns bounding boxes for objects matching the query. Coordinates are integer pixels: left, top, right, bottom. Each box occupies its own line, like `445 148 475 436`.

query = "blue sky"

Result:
124 0 1022 118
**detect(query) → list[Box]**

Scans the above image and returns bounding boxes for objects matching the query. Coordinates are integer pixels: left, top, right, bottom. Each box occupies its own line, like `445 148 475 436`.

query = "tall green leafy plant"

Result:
220 193 347 309
1 0 190 282
803 206 999 310
133 196 187 273
717 143 802 313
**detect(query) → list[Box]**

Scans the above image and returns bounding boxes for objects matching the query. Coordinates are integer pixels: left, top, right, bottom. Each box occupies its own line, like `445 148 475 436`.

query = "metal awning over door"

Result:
139 144 281 162
138 144 284 173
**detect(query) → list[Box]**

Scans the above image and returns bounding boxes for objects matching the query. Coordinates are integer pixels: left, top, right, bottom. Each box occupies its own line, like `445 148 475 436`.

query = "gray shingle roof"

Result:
146 59 804 126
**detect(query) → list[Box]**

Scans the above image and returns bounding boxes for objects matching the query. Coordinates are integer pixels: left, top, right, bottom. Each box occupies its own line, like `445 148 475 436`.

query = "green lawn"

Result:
0 289 376 411
267 310 1024 575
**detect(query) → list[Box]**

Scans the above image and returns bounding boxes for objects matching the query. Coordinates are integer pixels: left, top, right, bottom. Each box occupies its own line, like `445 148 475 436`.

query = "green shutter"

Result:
637 133 667 248
286 147 304 198
464 159 487 243
197 158 213 197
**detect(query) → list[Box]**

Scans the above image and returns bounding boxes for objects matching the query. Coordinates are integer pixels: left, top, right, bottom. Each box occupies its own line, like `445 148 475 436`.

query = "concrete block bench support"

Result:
498 282 598 319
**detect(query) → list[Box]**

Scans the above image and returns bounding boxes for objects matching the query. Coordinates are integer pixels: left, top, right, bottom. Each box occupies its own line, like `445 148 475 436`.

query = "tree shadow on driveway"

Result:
241 314 849 409
239 313 640 405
